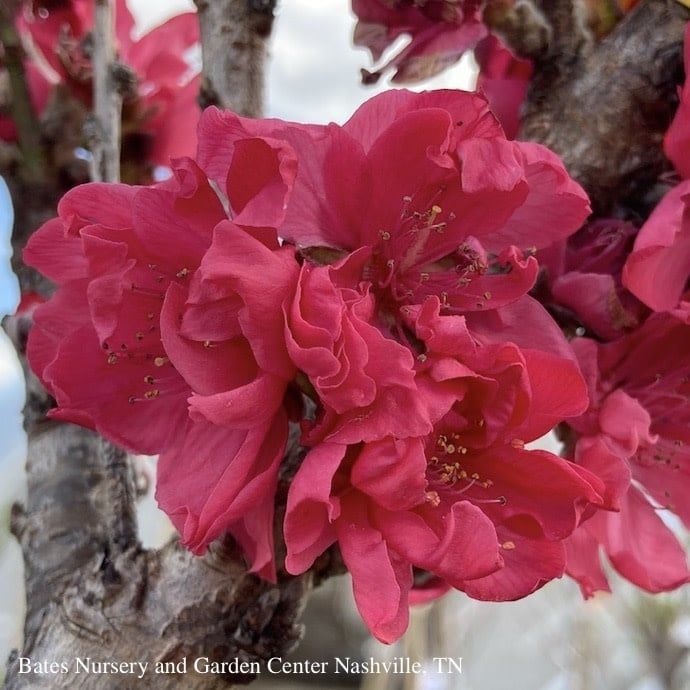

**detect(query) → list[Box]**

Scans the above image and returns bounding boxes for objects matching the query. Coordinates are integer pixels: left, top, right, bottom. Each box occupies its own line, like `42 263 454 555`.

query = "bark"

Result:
89 0 122 183
488 0 690 215
3 428 335 690
194 0 277 115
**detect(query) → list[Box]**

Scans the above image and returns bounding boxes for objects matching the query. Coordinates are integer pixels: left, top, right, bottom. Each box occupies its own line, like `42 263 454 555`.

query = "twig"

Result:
90 0 121 182
194 0 277 115
0 2 45 183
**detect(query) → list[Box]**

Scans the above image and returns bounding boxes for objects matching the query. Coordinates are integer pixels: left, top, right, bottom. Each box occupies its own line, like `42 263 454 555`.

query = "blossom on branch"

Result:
564 314 690 596
539 219 647 340
27 88 612 642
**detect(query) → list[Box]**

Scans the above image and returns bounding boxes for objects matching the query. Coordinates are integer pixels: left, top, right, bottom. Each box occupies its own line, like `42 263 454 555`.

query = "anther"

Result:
154 357 169 367
425 491 441 507
501 541 516 550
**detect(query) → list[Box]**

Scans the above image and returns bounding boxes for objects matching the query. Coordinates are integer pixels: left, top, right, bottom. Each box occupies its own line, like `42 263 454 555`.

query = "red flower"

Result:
24 90 608 642
565 315 690 596
285 252 436 444
285 298 603 643
474 34 532 139
24 143 299 580
198 88 591 444
352 0 486 84
2 0 200 168
541 219 647 340
622 182 690 315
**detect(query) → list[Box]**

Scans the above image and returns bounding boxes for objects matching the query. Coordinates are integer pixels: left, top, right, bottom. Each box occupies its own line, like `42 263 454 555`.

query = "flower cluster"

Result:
1 0 200 175
25 88 619 642
564 315 690 596
352 1 641 138
543 23 690 598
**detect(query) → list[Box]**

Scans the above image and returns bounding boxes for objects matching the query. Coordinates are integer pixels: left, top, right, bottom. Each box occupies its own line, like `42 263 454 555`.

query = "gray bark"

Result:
488 0 690 215
194 0 277 115
89 0 122 183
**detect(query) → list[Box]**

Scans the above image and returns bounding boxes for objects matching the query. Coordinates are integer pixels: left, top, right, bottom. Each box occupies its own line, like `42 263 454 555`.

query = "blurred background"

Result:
1 2 689 689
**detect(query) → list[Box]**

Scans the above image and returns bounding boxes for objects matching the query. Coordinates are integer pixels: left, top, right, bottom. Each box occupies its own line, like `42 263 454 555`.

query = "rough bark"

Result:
3 430 333 690
194 0 277 115
488 0 690 215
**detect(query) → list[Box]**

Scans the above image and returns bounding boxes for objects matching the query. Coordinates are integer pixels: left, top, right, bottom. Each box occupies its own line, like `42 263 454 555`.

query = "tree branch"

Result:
194 0 277 115
0 1 45 183
3 414 335 689
491 0 690 215
89 0 121 183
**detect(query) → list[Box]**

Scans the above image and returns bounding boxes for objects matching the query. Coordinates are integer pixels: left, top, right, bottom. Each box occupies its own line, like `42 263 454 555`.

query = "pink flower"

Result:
565 315 690 596
285 298 603 643
24 143 300 580
474 34 532 139
541 219 647 340
285 251 436 444
199 89 590 438
352 0 486 83
3 0 200 170
622 182 690 314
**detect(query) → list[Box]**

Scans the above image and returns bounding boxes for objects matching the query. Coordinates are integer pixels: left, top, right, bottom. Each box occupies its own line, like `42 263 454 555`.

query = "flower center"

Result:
425 432 507 507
